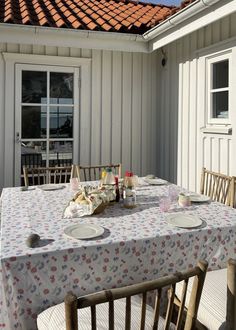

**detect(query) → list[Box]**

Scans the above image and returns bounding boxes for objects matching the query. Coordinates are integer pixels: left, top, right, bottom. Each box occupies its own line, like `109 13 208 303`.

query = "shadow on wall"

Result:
156 47 179 185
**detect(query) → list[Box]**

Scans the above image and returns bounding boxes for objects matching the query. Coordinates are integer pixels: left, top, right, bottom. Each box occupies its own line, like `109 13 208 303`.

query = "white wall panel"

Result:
131 53 142 175
111 51 122 165
45 46 57 56
91 49 102 166
0 42 157 189
150 51 158 175
1 12 235 191
101 50 112 165
141 53 149 175
156 13 236 192
122 52 132 172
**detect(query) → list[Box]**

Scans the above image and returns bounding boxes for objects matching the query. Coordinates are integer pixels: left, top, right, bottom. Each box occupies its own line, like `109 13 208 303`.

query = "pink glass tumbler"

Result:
159 196 171 212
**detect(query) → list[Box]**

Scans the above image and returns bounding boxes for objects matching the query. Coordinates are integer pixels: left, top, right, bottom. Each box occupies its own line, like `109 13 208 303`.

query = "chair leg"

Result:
173 296 208 330
65 292 78 330
226 259 236 330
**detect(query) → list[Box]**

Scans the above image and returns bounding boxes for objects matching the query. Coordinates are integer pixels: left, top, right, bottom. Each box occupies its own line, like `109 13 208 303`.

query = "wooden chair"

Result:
200 167 232 205
75 164 122 182
174 259 236 330
37 260 208 330
23 165 74 186
230 176 236 208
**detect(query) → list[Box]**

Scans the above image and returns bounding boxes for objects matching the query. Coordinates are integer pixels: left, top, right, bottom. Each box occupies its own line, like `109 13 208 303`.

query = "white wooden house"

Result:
0 0 235 192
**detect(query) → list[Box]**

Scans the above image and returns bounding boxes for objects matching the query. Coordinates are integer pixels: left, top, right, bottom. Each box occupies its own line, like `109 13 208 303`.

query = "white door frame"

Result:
15 64 79 186
2 53 91 187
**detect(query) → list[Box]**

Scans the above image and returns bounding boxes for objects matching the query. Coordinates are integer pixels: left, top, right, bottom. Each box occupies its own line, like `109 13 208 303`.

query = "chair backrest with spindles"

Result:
75 164 122 182
200 167 232 205
23 166 74 186
64 260 208 330
229 176 236 208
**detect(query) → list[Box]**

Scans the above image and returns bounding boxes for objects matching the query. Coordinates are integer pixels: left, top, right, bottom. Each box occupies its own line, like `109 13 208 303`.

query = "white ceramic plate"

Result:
144 178 168 185
166 213 202 229
38 184 65 191
64 224 104 240
189 194 211 203
145 174 156 179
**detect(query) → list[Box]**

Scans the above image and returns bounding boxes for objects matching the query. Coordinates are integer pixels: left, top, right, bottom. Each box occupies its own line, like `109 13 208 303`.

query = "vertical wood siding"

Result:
156 12 236 192
0 44 158 189
0 13 235 191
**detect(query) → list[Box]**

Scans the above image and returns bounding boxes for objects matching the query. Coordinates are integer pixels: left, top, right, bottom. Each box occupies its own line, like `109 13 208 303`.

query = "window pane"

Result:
22 106 47 139
212 60 228 89
50 73 73 104
21 141 46 168
22 71 47 103
49 106 73 138
21 141 47 185
48 141 73 167
212 91 228 118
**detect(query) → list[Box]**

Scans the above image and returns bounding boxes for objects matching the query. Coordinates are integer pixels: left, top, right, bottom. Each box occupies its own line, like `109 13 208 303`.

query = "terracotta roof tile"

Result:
0 0 196 34
86 21 97 30
133 20 142 28
101 22 112 31
109 17 118 26
114 22 122 30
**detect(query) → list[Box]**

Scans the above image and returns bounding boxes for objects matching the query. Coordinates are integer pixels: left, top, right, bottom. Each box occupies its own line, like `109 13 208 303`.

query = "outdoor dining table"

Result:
0 179 236 329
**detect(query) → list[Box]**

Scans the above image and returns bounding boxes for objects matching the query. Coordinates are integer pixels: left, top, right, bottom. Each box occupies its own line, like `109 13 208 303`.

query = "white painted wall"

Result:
156 12 236 193
0 44 158 189
0 12 235 192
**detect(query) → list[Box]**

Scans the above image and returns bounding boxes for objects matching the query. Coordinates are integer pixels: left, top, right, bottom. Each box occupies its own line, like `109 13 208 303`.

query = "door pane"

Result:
21 141 46 168
50 73 73 104
48 141 73 166
21 141 46 185
22 106 47 139
212 60 228 89
212 91 228 118
22 71 47 103
49 106 73 138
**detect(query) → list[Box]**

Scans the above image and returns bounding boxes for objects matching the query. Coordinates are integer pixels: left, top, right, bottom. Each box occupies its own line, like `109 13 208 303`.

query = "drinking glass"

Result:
168 186 178 203
132 175 139 188
70 178 80 191
159 196 171 212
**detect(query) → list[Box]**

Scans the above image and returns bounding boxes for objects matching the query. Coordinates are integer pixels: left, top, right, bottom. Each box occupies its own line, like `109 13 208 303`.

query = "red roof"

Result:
0 0 196 34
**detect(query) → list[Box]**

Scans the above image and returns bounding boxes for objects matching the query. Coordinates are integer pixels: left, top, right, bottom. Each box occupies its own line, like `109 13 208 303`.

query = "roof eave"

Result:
145 0 236 51
0 0 234 53
0 23 148 53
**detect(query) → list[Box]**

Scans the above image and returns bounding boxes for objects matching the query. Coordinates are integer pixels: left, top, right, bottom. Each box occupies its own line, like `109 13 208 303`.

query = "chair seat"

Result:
176 268 227 330
37 296 174 330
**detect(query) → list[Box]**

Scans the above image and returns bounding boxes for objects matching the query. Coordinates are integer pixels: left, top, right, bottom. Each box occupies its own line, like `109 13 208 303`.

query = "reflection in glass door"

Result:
15 65 79 186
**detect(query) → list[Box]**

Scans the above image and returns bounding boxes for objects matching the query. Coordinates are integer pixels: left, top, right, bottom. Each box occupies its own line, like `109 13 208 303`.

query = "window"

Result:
207 52 231 125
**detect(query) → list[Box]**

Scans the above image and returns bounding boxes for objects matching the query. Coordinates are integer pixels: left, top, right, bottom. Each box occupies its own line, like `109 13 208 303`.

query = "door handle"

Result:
16 132 21 144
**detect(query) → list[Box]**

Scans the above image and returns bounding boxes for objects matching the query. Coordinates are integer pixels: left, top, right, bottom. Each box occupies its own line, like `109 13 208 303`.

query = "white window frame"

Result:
206 51 232 125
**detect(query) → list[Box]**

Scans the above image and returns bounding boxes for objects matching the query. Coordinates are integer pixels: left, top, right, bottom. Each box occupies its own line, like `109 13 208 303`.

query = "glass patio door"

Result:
15 64 79 186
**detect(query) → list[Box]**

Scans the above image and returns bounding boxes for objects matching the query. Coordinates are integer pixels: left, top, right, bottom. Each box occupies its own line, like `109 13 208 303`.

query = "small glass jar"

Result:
123 187 136 208
178 193 191 207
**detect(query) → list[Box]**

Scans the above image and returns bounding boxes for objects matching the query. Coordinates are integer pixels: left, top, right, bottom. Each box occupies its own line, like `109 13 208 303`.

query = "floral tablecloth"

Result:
0 181 236 329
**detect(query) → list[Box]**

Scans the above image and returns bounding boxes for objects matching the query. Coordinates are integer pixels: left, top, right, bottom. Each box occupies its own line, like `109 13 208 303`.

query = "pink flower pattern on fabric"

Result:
0 181 236 329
